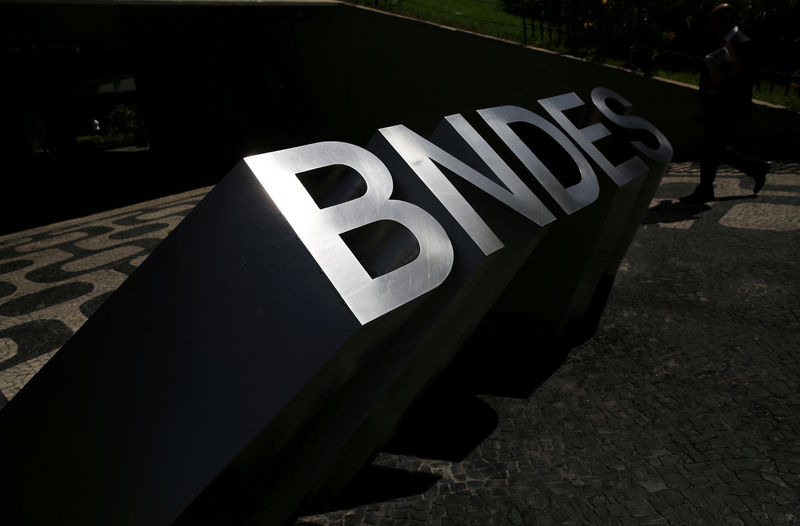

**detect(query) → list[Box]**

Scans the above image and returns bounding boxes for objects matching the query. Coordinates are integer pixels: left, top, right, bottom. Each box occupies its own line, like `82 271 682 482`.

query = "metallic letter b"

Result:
246 142 454 325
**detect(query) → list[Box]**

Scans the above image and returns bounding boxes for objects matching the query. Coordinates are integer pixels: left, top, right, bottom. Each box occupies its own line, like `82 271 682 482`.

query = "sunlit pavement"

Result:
1 163 798 525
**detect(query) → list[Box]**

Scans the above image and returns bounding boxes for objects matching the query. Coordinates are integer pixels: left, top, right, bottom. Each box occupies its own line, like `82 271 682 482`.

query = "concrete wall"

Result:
302 3 799 161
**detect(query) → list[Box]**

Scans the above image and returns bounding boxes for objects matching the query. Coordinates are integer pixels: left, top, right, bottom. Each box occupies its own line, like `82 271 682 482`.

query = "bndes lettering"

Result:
245 87 672 324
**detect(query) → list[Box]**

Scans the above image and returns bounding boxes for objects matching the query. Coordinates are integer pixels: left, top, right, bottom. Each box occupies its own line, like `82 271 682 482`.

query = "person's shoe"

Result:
751 162 770 195
679 186 714 204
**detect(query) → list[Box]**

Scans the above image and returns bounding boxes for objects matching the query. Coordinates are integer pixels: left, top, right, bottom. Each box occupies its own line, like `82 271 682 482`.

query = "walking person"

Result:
680 3 770 204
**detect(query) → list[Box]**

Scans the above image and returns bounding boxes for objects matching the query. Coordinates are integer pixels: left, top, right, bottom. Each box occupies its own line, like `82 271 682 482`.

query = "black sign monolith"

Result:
0 87 671 526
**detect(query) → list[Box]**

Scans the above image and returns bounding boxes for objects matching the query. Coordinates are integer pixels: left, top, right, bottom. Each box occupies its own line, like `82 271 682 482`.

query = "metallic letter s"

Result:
591 87 673 163
539 92 649 187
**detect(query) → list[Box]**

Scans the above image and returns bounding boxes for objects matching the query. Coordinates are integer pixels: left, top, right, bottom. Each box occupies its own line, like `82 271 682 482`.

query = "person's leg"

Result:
681 119 725 203
699 128 723 191
721 146 770 194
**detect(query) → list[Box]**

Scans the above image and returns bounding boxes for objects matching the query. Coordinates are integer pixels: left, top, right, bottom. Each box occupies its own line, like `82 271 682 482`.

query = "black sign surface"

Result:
0 87 671 525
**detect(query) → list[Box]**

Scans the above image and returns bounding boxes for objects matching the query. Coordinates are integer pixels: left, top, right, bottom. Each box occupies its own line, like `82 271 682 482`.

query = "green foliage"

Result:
497 0 529 18
753 81 800 111
75 103 147 151
105 104 142 136
76 132 137 150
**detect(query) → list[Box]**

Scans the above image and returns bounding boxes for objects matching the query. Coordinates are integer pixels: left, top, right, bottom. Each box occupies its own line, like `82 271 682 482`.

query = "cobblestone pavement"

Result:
0 186 213 403
1 164 798 525
297 163 800 526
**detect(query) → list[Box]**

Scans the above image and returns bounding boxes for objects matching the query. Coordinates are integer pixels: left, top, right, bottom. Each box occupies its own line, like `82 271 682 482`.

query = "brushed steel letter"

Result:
478 105 599 215
591 87 673 163
379 121 555 256
246 142 454 325
539 92 647 187
443 114 557 228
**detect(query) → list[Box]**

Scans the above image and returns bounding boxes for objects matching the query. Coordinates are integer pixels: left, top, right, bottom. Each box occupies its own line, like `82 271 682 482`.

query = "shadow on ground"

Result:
307 312 572 514
642 200 711 224
317 466 442 513
643 194 757 225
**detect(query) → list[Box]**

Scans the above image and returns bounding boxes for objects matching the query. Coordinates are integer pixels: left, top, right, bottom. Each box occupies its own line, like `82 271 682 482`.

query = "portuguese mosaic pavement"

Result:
1 163 798 524
0 186 213 404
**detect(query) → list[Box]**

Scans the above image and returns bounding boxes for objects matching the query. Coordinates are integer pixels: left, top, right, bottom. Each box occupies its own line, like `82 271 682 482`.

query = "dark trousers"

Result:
699 107 766 190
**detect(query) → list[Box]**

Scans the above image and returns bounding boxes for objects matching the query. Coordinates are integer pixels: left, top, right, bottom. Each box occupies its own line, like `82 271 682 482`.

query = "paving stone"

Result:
637 515 668 525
